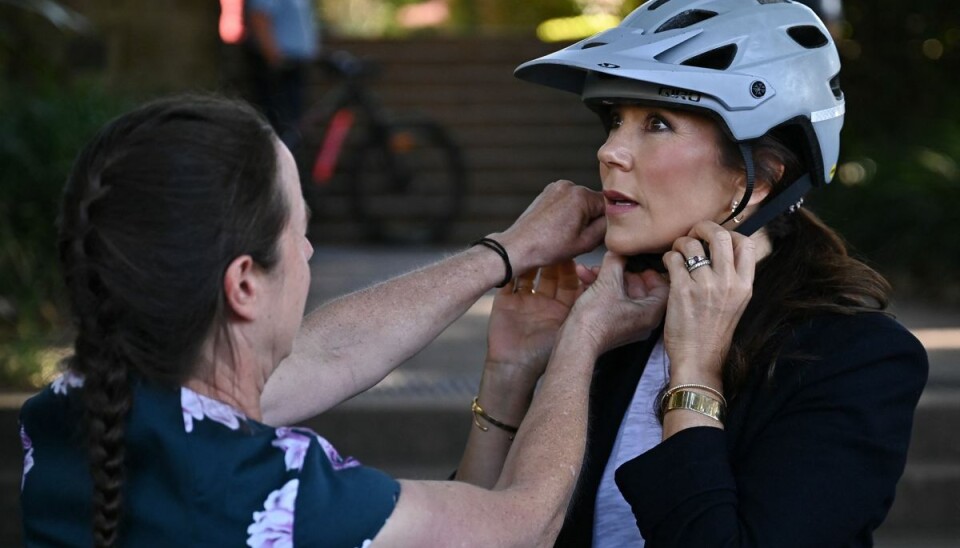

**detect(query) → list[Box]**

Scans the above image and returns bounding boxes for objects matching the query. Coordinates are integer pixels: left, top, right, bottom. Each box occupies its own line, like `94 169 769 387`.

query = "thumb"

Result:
596 251 627 285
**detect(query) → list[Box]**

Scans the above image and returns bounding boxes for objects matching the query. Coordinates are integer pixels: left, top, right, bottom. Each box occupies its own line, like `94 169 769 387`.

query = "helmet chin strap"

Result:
721 142 755 226
721 141 815 237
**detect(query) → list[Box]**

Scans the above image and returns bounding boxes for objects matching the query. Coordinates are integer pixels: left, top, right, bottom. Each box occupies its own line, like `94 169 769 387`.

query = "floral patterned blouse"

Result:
19 371 400 547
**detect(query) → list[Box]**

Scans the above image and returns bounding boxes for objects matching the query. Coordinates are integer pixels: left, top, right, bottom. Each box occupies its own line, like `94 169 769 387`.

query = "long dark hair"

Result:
57 95 288 547
718 128 890 398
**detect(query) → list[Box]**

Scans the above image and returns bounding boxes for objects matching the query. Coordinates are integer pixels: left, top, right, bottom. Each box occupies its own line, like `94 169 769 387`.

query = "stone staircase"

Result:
881 387 960 537
302 37 605 244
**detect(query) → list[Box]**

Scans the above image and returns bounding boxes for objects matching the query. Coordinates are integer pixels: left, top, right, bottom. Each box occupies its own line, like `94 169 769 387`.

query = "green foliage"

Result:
0 83 129 389
809 0 960 303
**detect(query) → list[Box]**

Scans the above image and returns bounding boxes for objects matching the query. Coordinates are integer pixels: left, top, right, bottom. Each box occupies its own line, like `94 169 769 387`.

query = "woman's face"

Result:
598 104 743 256
264 141 314 364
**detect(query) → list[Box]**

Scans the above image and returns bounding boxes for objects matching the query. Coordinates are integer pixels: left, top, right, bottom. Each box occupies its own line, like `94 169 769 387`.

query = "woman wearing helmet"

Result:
464 0 928 545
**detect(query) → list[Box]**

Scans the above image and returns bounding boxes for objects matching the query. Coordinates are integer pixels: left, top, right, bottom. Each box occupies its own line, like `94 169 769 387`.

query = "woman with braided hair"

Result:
19 94 672 546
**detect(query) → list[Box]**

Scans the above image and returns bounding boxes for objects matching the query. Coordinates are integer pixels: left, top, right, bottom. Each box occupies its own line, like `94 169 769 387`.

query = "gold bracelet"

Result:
662 390 725 423
471 397 519 440
661 382 727 409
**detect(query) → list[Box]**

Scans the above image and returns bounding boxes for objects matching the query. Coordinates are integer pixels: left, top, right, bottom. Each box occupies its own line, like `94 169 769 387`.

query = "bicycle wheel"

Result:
348 119 466 244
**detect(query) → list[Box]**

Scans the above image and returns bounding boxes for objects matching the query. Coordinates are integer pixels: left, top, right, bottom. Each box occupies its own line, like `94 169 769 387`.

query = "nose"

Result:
304 238 314 261
597 133 633 171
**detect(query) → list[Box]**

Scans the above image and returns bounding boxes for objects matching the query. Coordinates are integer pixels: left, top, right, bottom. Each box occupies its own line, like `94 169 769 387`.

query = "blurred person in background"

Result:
244 0 320 149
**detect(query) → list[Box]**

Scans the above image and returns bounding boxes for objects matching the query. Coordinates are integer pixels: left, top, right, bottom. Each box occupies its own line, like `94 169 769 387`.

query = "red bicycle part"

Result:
312 108 356 185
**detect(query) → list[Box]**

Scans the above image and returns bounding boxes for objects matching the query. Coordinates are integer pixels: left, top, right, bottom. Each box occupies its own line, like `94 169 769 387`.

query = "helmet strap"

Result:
736 173 813 236
722 142 755 226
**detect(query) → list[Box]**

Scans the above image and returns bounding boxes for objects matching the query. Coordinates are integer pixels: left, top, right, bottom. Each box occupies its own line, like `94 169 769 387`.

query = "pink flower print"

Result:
180 387 246 433
51 370 84 395
20 424 33 492
246 478 298 548
272 427 312 472
314 433 360 471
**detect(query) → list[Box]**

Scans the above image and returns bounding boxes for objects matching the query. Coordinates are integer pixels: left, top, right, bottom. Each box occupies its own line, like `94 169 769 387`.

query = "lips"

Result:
603 190 638 205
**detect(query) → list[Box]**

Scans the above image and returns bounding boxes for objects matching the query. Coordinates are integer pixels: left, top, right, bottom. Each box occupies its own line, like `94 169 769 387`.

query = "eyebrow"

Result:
304 202 312 225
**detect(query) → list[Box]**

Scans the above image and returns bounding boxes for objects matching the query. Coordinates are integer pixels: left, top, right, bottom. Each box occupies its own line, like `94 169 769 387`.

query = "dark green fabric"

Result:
19 376 399 547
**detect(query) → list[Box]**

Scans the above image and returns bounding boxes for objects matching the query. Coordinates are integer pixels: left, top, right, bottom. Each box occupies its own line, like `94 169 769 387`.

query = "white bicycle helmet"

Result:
515 0 845 234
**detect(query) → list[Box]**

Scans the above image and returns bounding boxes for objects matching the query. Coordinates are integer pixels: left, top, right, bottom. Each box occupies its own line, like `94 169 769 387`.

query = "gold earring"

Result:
730 200 743 224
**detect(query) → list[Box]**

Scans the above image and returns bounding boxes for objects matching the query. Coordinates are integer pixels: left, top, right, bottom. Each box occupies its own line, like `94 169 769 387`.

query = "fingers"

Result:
685 221 737 277
538 263 560 297
576 263 600 285
731 231 757 285
582 205 607 245
513 270 537 294
662 249 688 282
668 221 755 281
513 261 581 305
498 182 606 272
596 251 626 285
555 260 580 307
640 269 670 297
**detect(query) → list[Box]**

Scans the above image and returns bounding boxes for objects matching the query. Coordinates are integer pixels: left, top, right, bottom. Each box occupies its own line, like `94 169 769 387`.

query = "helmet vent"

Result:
581 42 607 49
646 0 672 11
655 10 718 33
680 44 738 70
830 74 843 100
787 25 829 49
756 0 789 4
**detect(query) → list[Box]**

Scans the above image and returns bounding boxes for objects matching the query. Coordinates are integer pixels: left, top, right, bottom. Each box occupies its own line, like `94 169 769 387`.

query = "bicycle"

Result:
296 50 466 244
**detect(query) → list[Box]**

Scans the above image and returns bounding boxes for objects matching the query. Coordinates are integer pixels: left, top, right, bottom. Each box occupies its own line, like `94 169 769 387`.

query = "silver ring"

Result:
686 259 712 273
685 255 707 268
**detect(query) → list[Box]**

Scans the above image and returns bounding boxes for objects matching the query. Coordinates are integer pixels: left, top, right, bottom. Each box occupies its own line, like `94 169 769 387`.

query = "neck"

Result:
626 227 773 274
185 332 269 421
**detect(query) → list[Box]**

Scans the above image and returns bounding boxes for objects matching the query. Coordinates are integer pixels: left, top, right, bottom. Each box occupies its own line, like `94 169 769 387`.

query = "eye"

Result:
646 114 671 132
607 109 624 130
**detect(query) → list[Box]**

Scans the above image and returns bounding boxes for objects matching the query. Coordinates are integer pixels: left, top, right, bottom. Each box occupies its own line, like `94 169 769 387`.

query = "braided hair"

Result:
57 95 288 546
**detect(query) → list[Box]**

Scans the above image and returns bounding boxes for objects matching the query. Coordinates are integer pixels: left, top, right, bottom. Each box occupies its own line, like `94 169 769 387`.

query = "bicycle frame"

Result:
298 55 391 187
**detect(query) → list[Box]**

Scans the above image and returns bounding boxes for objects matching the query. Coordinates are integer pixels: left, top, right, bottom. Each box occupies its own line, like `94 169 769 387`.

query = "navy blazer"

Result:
554 312 928 547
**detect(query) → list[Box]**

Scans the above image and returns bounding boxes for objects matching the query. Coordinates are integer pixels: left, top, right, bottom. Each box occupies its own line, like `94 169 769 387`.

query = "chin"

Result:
605 231 661 257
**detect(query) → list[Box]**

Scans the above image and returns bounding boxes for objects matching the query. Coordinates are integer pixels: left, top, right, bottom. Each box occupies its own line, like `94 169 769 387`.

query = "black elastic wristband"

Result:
471 237 512 288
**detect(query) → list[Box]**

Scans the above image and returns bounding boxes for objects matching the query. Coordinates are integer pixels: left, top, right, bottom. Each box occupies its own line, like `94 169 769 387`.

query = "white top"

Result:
592 337 669 548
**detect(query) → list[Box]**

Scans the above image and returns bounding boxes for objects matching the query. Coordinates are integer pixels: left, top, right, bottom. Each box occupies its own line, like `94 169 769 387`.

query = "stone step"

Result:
908 389 960 464
1 397 954 548
300 387 960 535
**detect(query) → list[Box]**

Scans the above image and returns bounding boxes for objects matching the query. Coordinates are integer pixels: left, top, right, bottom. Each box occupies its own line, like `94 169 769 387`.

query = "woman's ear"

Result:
223 255 259 321
736 151 784 206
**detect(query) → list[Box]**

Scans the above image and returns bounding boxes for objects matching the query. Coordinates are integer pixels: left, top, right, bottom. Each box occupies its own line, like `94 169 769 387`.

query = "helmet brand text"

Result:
658 87 701 102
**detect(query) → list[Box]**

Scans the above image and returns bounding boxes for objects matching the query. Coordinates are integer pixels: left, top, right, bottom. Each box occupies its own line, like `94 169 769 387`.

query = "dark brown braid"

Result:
65 154 131 547
57 95 287 546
